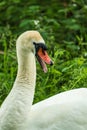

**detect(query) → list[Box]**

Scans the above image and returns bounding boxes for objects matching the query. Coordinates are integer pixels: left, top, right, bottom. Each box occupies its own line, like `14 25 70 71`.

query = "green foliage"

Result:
0 0 87 105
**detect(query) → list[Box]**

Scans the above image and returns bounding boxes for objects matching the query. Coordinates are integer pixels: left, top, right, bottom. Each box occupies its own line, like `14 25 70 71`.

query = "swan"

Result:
0 30 87 130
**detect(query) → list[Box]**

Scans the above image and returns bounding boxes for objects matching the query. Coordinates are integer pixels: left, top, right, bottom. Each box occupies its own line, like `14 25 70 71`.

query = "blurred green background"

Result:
0 0 87 105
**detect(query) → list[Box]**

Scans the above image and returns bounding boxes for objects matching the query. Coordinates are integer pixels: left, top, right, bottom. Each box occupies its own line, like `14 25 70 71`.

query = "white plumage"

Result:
0 31 87 130
28 88 87 130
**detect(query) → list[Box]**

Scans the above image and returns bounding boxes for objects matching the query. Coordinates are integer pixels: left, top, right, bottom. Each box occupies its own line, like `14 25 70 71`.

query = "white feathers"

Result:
27 88 87 130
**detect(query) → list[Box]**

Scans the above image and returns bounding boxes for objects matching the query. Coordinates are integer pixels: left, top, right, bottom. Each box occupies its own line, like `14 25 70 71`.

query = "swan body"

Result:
0 31 87 130
28 88 87 130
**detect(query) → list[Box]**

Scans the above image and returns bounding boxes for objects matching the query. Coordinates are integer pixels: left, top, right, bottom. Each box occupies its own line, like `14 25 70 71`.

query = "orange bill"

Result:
37 48 53 73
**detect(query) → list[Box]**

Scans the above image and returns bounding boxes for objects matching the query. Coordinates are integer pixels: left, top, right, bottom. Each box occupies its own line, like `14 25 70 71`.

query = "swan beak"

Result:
36 48 53 73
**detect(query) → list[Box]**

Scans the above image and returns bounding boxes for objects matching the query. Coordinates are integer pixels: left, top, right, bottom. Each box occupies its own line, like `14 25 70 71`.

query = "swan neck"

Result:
0 52 36 130
16 52 36 87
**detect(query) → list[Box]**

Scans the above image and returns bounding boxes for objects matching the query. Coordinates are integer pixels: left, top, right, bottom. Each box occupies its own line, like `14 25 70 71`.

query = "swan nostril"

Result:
50 61 54 66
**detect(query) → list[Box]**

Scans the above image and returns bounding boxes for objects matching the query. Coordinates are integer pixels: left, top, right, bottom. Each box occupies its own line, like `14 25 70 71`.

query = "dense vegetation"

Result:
0 0 87 105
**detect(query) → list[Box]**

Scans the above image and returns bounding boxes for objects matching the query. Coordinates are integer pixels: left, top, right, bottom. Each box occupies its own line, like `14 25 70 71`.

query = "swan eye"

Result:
33 42 48 55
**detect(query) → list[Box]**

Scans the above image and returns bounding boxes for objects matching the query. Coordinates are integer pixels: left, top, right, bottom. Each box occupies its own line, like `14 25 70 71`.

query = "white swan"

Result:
0 31 87 130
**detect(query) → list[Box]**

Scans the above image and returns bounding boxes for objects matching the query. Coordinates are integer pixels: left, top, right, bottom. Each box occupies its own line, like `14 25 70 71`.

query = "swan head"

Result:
16 30 53 72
